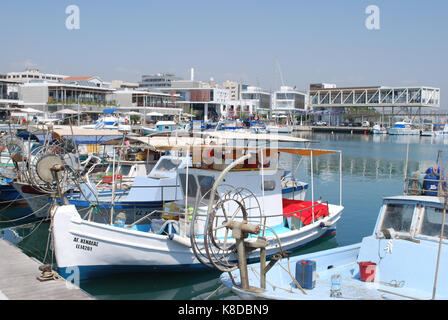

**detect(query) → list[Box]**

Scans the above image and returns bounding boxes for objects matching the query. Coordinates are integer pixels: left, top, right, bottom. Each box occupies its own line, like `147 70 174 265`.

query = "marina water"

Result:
1 132 447 300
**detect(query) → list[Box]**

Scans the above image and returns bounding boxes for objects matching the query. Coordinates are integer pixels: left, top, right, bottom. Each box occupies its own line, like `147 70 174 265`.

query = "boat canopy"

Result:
199 131 310 143
155 145 338 157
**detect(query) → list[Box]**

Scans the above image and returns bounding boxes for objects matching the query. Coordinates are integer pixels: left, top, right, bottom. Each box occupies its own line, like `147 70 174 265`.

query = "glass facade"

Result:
140 73 182 88
275 92 305 110
48 86 114 105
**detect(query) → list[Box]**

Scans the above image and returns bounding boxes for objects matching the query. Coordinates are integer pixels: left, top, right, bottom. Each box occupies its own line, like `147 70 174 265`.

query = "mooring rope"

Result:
0 202 50 223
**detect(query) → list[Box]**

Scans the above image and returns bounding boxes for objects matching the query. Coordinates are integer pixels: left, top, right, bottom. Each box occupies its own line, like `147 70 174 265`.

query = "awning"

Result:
154 145 338 156
199 131 310 143
54 108 79 114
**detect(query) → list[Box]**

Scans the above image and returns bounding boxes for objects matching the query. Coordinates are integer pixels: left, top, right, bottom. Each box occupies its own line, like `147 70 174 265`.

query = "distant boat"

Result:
372 123 387 135
266 125 293 134
419 123 448 137
142 121 188 136
387 121 420 135
434 123 448 136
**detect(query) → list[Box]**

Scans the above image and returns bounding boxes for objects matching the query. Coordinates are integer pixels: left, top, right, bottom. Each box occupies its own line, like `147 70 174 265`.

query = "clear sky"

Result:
1 0 447 107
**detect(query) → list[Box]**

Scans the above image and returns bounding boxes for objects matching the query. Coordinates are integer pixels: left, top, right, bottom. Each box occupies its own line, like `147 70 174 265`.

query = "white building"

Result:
7 68 68 83
223 86 271 118
272 86 308 114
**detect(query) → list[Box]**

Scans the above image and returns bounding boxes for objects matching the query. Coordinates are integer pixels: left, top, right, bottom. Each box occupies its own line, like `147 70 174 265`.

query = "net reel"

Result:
190 185 264 272
0 135 25 172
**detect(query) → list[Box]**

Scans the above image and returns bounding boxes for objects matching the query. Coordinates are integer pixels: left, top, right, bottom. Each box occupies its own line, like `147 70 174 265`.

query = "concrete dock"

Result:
0 239 93 300
311 125 372 134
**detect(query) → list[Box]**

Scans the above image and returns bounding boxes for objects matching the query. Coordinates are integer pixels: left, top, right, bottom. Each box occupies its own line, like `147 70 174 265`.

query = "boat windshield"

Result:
118 164 132 176
380 203 415 233
420 206 448 238
154 158 182 172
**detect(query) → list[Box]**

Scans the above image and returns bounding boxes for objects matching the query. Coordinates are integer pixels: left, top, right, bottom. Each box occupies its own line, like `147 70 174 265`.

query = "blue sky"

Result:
1 0 447 107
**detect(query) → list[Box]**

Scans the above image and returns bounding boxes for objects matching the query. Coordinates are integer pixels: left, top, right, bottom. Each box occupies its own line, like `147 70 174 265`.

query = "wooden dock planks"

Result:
0 239 93 300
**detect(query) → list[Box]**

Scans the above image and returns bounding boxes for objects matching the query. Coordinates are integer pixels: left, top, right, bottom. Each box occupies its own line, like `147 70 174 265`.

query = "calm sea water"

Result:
1 132 447 300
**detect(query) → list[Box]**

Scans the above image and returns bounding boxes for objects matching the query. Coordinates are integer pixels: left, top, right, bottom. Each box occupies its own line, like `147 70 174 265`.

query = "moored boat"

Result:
220 161 448 300
387 121 420 135
50 145 342 280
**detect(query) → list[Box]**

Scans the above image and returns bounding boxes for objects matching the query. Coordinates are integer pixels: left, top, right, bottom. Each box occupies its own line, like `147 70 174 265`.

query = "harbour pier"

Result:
0 239 93 300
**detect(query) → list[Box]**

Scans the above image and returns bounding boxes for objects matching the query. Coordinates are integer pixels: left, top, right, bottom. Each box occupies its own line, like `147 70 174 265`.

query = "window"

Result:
262 180 276 191
154 158 181 172
197 175 216 200
420 206 448 238
179 173 199 198
380 203 415 233
118 164 132 176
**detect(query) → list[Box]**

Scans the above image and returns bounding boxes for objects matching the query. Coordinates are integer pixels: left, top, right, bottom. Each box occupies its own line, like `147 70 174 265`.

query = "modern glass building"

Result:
140 73 182 88
272 86 307 114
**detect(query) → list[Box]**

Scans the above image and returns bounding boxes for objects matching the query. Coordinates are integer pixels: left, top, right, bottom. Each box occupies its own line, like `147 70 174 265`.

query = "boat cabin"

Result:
355 195 448 298
155 121 177 132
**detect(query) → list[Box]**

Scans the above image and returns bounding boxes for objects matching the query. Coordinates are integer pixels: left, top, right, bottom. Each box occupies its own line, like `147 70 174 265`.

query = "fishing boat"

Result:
142 121 186 136
266 125 293 134
387 121 420 135
372 123 387 135
434 124 448 136
49 145 342 280
0 176 23 202
219 160 448 300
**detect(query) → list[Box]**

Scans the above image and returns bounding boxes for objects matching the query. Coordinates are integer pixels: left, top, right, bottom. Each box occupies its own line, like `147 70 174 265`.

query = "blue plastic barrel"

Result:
295 260 316 289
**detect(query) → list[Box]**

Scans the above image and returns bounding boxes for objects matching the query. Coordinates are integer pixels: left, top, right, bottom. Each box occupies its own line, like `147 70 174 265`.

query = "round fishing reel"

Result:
0 135 25 171
190 185 264 272
26 153 66 193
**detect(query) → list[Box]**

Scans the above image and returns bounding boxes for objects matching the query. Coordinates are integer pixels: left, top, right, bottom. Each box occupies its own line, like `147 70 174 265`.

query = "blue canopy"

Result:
103 108 116 114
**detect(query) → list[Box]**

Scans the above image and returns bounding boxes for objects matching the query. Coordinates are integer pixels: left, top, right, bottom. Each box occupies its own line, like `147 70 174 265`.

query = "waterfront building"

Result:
6 68 67 83
222 80 244 100
139 73 182 89
18 81 115 114
272 86 307 115
62 76 107 88
170 79 211 89
113 89 181 120
223 86 271 119
161 86 230 122
110 80 139 89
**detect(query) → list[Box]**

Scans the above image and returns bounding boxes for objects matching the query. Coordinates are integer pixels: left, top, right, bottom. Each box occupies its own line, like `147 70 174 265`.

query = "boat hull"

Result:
387 128 420 135
52 203 343 281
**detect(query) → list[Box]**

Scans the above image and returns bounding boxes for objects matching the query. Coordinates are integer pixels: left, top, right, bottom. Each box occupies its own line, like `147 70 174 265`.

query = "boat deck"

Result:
0 239 93 300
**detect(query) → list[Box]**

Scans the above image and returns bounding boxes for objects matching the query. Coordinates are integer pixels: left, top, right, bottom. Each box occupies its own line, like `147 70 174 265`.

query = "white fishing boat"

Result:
387 121 420 135
266 125 293 134
50 145 343 280
372 123 387 135
142 121 188 136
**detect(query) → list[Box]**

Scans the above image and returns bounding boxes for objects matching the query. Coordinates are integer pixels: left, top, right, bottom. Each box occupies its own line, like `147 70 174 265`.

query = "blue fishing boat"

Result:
0 177 23 202
220 164 448 300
